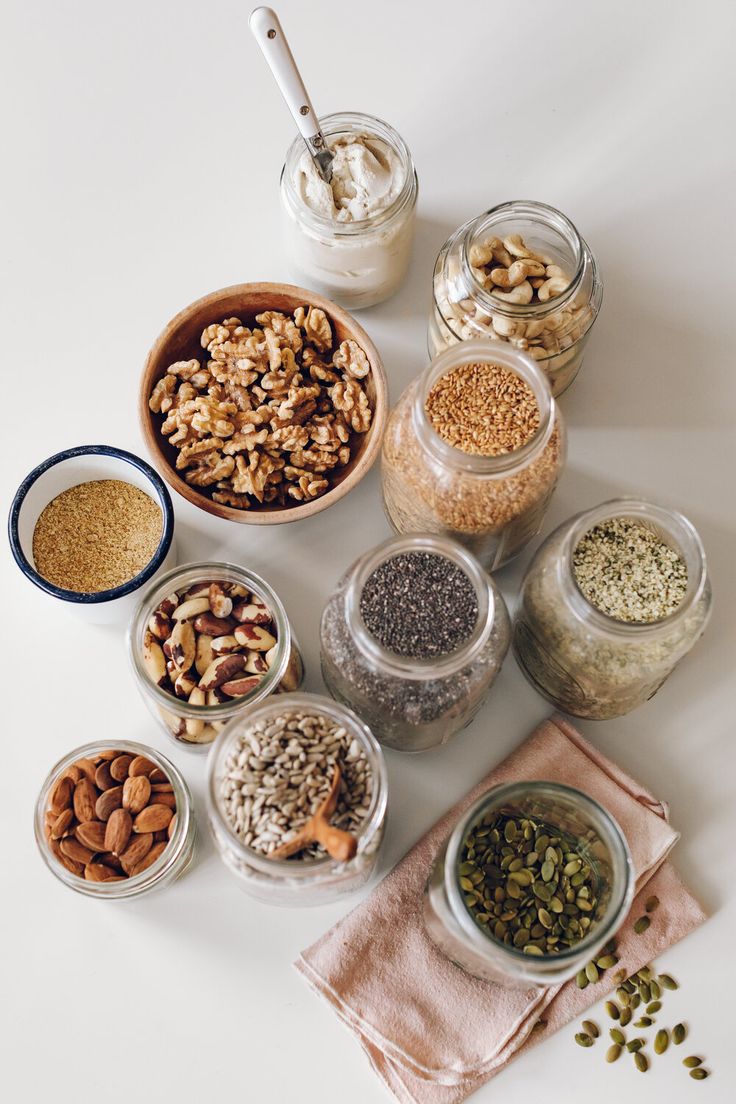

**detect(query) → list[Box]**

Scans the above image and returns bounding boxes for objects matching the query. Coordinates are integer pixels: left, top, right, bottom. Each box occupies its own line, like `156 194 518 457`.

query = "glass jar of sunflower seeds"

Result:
423 781 634 988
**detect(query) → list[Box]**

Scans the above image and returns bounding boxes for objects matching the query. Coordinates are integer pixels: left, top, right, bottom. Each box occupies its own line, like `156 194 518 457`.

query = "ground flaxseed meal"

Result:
33 480 162 593
425 361 540 456
573 518 688 623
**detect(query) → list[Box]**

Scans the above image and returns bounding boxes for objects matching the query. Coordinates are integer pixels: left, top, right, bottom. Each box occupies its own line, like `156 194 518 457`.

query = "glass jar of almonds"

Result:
429 200 603 396
381 340 566 571
423 781 634 988
512 500 712 719
128 562 304 750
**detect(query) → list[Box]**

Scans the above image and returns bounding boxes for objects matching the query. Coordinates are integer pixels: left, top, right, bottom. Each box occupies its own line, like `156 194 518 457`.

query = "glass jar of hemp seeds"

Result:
320 533 510 752
423 781 634 988
512 499 712 719
381 340 566 572
429 200 603 397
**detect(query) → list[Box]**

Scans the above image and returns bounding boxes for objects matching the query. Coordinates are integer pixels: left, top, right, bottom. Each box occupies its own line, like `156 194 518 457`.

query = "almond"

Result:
95 785 123 821
50 808 75 840
97 749 122 761
133 804 173 833
151 782 174 793
73 757 98 783
104 808 132 855
59 837 95 865
128 755 157 778
94 761 116 791
50 838 84 876
119 832 153 874
63 765 83 783
109 754 133 782
48 775 73 815
123 775 151 814
167 814 177 840
75 819 106 851
129 840 168 876
150 790 176 810
73 778 98 822
84 862 124 883
149 768 169 785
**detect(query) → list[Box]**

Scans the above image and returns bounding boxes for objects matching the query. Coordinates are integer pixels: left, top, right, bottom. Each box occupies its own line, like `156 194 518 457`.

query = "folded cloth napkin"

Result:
296 715 706 1104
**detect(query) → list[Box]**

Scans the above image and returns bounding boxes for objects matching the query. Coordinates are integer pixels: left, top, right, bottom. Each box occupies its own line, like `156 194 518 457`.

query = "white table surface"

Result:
2 1 734 1100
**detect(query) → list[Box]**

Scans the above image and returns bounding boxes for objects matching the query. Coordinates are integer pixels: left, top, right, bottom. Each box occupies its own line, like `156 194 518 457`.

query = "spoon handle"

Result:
249 7 328 156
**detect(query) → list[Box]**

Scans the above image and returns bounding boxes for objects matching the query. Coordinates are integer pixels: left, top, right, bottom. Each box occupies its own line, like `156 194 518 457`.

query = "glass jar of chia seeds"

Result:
512 499 712 719
429 200 603 397
319 534 510 752
206 693 388 906
423 781 634 988
381 340 566 572
128 562 304 750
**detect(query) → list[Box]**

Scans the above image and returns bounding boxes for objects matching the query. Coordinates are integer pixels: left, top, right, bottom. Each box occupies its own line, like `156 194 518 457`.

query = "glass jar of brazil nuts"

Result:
320 534 510 752
206 693 388 905
423 782 634 988
429 201 602 396
34 740 195 899
381 341 566 571
512 500 712 719
128 562 304 750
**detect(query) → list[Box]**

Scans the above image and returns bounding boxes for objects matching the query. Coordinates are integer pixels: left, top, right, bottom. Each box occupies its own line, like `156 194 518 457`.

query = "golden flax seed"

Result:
425 361 540 456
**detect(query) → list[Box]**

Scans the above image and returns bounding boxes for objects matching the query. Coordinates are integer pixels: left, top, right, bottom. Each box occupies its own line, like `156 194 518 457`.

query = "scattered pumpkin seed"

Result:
619 1007 632 1027
689 1069 708 1080
610 1028 626 1046
581 1020 599 1039
649 980 661 1000
575 1032 594 1048
605 1001 620 1020
683 1056 702 1068
576 969 589 989
634 915 651 935
627 1038 645 1053
606 1044 622 1063
645 895 660 912
635 1016 653 1028
585 961 599 983
654 1029 669 1055
634 1051 649 1072
673 1023 687 1045
596 954 618 969
659 973 679 991
639 982 652 1004
646 1001 662 1014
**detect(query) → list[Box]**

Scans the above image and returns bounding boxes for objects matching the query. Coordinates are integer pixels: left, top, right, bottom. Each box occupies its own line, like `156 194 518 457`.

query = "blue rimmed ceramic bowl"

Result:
8 445 177 623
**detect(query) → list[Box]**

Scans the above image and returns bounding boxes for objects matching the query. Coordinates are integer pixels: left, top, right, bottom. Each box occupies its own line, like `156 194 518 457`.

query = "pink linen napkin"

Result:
296 716 706 1104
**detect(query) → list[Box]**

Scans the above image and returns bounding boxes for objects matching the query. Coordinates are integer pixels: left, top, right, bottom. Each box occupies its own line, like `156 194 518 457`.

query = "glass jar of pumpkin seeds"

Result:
423 781 634 988
512 499 712 719
429 201 603 397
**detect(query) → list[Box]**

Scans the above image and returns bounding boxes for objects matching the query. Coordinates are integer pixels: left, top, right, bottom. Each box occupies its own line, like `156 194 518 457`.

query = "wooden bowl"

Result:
140 283 387 524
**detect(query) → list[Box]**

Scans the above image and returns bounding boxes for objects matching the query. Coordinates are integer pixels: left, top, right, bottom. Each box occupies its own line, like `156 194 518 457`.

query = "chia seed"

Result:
573 518 688 623
359 551 479 658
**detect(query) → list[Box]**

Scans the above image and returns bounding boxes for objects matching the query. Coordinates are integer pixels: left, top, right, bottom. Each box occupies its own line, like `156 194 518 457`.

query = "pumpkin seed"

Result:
654 1029 669 1055
605 1001 620 1020
576 969 589 989
634 915 651 935
582 1020 599 1038
634 1017 653 1028
606 1044 622 1063
585 961 599 983
617 987 631 1006
646 1001 662 1014
619 1007 632 1027
634 1051 649 1072
649 980 661 1000
683 1056 702 1068
627 1038 645 1053
596 954 618 969
659 973 679 991
645 894 660 912
575 1032 594 1047
610 1028 626 1046
673 1023 687 1045
689 1069 708 1080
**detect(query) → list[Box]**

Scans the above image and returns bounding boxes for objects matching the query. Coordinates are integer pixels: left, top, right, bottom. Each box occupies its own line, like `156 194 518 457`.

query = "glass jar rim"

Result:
444 780 634 969
411 339 557 477
127 561 293 722
561 498 709 637
280 110 417 236
34 739 193 898
343 532 495 680
460 200 587 317
205 691 388 876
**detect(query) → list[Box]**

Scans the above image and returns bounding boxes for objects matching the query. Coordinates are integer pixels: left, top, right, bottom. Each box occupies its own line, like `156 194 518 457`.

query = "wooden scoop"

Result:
269 765 358 863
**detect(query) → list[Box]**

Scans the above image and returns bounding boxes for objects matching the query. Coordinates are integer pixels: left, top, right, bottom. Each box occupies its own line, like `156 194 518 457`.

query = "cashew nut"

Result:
538 276 570 302
491 280 534 304
490 260 529 288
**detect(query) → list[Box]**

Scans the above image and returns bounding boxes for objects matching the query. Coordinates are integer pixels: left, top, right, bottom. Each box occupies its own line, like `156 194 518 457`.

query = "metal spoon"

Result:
249 6 334 183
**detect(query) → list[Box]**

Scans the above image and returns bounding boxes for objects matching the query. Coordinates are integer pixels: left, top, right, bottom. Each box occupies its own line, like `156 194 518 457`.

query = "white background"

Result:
1 1 734 1101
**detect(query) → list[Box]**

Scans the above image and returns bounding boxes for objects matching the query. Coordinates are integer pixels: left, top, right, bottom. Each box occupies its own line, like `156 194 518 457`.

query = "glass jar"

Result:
320 534 510 752
381 340 566 571
423 781 634 988
34 740 195 899
513 499 712 719
280 111 418 309
206 692 388 906
128 561 304 750
429 200 603 396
